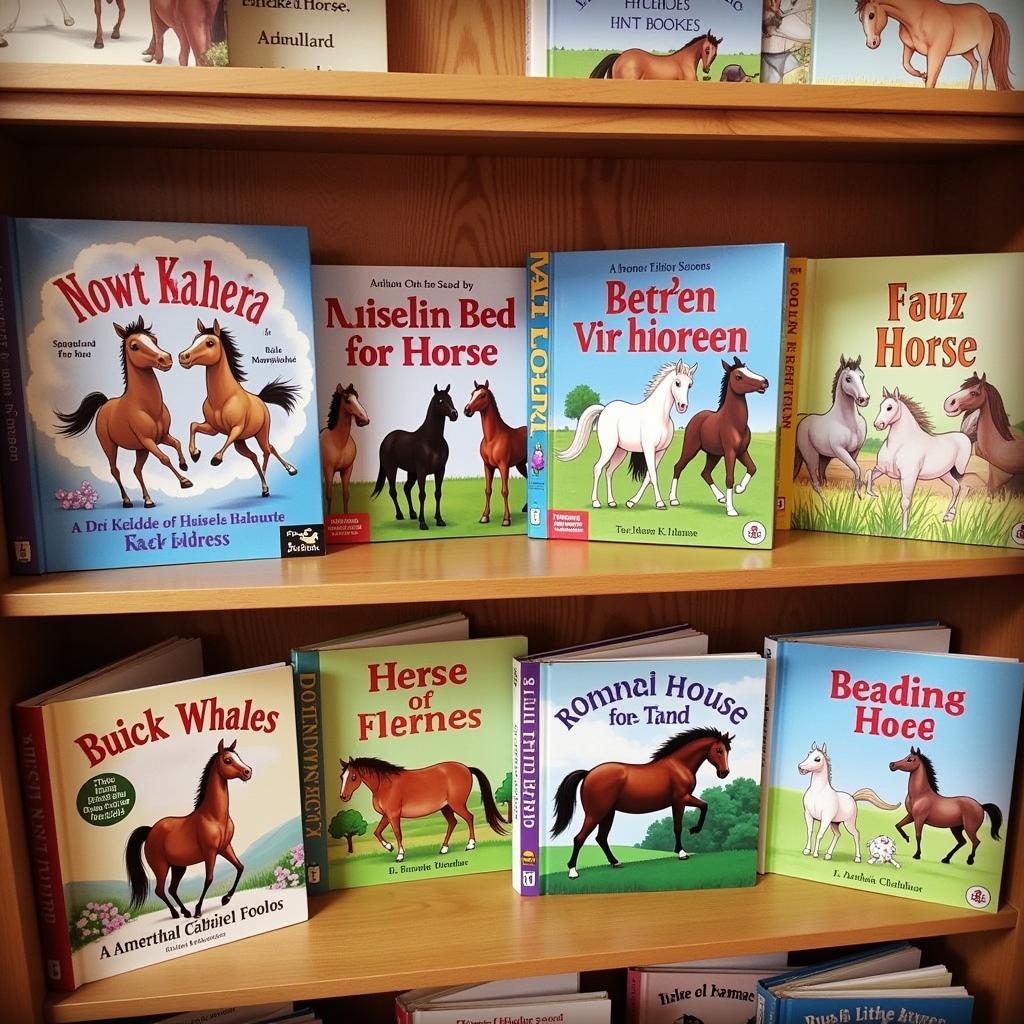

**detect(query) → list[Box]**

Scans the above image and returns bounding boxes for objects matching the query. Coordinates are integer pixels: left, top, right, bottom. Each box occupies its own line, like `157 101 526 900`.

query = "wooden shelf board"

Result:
45 872 1018 1022
2 532 1022 616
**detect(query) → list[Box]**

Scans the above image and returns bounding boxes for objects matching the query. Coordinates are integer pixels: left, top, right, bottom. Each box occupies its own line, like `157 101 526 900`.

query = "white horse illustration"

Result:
798 742 899 863
0 1 75 47
866 387 972 533
794 354 870 497
557 361 696 511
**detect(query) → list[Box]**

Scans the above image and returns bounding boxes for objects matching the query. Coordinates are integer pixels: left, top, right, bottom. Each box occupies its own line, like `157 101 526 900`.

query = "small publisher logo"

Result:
280 524 325 558
775 496 785 511
13 539 31 563
307 864 321 885
46 959 62 982
1011 522 1024 547
743 521 767 545
530 507 541 527
521 849 537 865
966 885 991 909
521 870 536 887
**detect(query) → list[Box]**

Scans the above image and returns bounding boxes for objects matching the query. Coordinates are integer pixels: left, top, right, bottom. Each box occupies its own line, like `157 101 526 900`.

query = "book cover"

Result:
627 966 775 1024
0 217 323 573
312 265 527 543
527 244 786 548
526 0 762 81
761 0 812 85
294 634 527 892
409 995 610 1024
765 642 1024 912
778 252 1024 549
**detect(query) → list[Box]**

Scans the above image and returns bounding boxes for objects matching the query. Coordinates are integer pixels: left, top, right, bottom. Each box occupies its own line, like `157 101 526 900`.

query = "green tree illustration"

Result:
329 808 369 854
564 384 600 424
636 778 760 854
495 771 513 822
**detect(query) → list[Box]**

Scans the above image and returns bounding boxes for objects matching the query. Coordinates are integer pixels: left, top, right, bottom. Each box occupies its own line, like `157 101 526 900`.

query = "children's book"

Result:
760 0 813 85
0 217 323 573
513 628 770 896
156 1003 295 1024
527 245 787 548
777 253 1024 548
403 992 610 1024
312 265 527 543
293 616 527 891
15 640 307 991
765 641 1023 913
398 975 582 1024
526 0 763 81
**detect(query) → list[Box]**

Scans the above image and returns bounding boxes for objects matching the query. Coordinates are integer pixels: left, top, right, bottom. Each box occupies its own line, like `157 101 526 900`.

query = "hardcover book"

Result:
764 641 1024 913
527 244 787 548
627 962 782 1024
312 265 527 543
777 253 1024 549
760 0 813 85
0 217 323 573
15 640 307 991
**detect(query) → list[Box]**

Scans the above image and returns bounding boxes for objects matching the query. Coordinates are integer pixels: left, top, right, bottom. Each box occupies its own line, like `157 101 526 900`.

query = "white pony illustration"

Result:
557 361 697 512
798 742 899 863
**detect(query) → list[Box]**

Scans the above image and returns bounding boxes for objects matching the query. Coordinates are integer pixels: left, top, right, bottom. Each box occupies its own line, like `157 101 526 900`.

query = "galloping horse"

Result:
178 319 301 497
339 756 505 863
125 738 252 919
144 0 225 65
551 726 733 880
0 0 123 50
670 356 769 518
590 32 722 80
320 383 369 514
55 317 192 508
464 380 527 527
890 746 1002 864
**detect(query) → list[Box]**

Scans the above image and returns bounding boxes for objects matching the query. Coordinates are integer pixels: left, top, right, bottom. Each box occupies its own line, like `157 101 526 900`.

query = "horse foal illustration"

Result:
464 380 528 527
320 382 369 514
590 32 722 80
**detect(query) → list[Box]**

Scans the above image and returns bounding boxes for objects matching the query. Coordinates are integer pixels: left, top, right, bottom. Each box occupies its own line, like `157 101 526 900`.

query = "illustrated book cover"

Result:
761 0 812 85
777 252 1024 549
527 244 786 548
0 217 323 574
765 641 1024 913
15 639 307 991
312 265 527 543
293 615 527 892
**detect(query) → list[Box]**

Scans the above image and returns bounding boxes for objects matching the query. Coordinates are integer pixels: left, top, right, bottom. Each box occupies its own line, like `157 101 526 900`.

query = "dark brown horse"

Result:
590 32 722 80
464 380 528 527
670 356 769 518
889 746 1002 865
144 0 224 65
551 726 733 880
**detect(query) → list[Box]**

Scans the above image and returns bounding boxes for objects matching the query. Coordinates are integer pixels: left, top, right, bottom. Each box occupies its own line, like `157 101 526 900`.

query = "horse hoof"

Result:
913 853 921 860
168 910 179 919
436 519 447 527
625 501 634 509
717 496 726 504
824 854 832 861
812 852 819 858
180 478 193 489
94 40 104 49
190 450 200 463
592 501 601 509
501 519 511 527
670 498 679 507
211 455 222 466
568 868 579 879
726 509 738 517
678 851 688 861
178 459 188 471
396 854 404 863
854 856 861 863
803 849 811 856
180 908 191 918
122 499 133 508
419 521 428 531
261 488 269 498
466 840 476 851
221 895 231 906
144 499 155 509
65 16 75 26
611 861 623 868
656 501 666 510
142 55 155 62
439 845 449 855
479 516 489 524
112 29 120 39
0 39 6 47
286 466 298 476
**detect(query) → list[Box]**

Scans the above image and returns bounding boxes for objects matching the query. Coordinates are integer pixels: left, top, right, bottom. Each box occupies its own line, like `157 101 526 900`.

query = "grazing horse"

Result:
670 356 769 517
371 384 458 530
890 746 1002 865
464 380 528 527
320 383 369 514
144 0 225 65
55 317 192 508
177 318 301 497
590 32 722 80
552 727 734 880
339 756 505 863
125 738 252 920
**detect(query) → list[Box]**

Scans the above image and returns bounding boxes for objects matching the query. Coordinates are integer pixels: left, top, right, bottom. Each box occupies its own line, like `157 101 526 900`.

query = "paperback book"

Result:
760 0 813 85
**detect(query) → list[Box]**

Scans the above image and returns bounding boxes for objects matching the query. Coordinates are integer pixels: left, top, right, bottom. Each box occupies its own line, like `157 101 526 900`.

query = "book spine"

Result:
525 0 549 76
757 636 780 874
513 658 542 896
625 968 642 1024
293 650 329 896
527 251 551 539
14 705 74 990
774 257 807 532
395 995 412 1024
756 980 779 1024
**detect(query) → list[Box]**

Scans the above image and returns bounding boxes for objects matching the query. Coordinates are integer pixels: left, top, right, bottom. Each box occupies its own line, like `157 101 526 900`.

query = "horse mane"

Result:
899 393 935 435
119 315 153 385
644 362 684 400
326 384 358 430
650 726 732 761
854 0 870 11
818 746 833 786
194 749 220 810
963 374 1016 442
831 354 862 400
718 358 747 409
679 31 721 51
197 325 247 382
916 750 941 793
349 756 405 779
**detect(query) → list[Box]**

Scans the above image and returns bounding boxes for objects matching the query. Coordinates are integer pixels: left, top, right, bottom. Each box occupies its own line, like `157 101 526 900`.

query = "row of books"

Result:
2 217 1022 572
16 614 1023 993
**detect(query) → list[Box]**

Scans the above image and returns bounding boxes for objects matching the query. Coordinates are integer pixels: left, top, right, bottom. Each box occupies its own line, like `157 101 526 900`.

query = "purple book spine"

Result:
514 658 542 897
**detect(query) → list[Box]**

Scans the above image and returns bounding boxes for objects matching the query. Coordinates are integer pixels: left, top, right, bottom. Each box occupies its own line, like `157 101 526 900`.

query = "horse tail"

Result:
989 14 1014 91
551 769 588 837
556 404 603 462
629 451 649 482
258 377 301 415
125 825 151 912
469 767 507 836
212 0 227 44
590 53 619 79
369 456 388 499
983 802 1003 841
852 787 901 811
54 392 107 437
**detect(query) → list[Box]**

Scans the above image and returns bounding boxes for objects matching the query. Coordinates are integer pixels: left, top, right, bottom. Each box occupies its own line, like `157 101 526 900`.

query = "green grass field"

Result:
548 48 760 80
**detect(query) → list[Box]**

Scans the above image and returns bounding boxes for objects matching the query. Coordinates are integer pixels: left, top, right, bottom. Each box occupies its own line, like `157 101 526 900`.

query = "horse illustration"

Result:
0 0 124 50
798 742 900 863
144 0 225 66
370 384 458 530
794 354 870 497
320 383 369 515
890 746 1002 864
670 356 769 518
339 756 505 863
551 726 733 880
762 0 812 83
464 380 528 527
556 361 696 512
125 738 251 920
55 317 192 509
589 32 722 81
177 319 301 497
944 373 1024 493
866 387 972 532
856 0 1014 90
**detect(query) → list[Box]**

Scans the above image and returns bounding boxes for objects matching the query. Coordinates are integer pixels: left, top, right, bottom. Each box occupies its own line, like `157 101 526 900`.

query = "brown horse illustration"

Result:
0 1 124 51
144 0 225 65
178 319 300 497
126 738 252 919
889 746 1002 865
670 356 769 518
589 32 722 80
320 383 369 514
339 756 505 863
464 380 528 527
551 726 733 880
55 316 192 509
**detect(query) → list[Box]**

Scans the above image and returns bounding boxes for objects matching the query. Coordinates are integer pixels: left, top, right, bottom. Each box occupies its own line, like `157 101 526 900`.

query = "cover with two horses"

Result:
0 217 324 573
765 641 1024 912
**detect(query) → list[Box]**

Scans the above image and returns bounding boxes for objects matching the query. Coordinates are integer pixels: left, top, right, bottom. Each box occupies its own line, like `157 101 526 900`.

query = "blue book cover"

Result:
0 218 323 573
